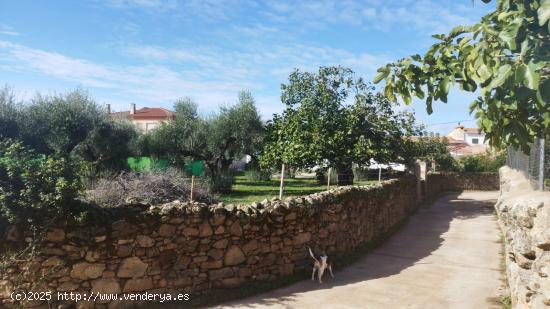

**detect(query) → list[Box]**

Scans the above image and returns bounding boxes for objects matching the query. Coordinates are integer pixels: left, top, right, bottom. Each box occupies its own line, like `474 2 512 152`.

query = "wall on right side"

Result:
495 167 550 308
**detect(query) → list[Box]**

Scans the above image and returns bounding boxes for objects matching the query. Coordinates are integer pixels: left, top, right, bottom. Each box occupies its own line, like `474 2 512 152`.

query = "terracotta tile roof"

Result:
449 144 487 155
109 107 175 120
406 136 448 142
463 128 482 134
131 107 175 120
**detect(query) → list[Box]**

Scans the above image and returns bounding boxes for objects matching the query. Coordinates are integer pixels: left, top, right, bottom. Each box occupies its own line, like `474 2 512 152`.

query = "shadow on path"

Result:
216 191 499 308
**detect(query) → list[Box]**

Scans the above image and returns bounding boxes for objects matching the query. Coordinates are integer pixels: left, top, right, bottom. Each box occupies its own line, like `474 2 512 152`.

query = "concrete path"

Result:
215 191 504 309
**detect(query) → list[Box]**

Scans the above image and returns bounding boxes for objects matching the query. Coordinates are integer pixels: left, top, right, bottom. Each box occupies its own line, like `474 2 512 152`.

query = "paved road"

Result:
216 191 504 309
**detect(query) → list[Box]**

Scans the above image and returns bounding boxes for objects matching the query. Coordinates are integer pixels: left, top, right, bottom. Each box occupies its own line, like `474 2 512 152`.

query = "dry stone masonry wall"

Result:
427 172 500 194
495 167 550 308
0 173 498 308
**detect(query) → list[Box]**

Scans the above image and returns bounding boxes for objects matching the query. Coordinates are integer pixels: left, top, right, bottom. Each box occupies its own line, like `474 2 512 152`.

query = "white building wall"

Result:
131 119 167 133
464 133 487 146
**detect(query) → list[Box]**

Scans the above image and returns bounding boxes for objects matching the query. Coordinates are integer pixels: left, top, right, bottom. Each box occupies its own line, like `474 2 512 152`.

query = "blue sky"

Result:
0 0 494 133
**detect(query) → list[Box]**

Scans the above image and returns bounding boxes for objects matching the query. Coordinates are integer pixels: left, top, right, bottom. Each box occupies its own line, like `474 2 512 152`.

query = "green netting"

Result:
127 157 203 175
127 157 169 172
185 160 205 176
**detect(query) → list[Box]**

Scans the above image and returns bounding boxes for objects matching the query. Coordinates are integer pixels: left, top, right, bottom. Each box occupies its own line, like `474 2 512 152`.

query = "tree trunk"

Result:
337 164 354 186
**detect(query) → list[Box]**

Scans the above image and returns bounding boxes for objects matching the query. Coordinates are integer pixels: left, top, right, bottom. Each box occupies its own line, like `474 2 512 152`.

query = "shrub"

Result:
83 168 215 207
459 152 505 173
0 139 82 224
244 169 271 182
73 119 139 171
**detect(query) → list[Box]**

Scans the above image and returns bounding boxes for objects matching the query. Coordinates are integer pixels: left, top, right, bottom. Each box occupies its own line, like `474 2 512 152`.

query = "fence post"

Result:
327 167 332 190
279 164 285 199
539 138 545 191
378 167 382 183
415 160 427 203
190 175 195 202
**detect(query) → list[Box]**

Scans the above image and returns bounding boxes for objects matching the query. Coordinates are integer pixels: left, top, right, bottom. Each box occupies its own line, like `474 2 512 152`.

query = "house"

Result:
107 103 175 133
446 124 488 157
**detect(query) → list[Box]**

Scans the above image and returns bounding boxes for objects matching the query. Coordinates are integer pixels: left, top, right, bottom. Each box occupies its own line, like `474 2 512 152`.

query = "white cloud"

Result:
259 0 487 35
0 40 251 111
0 24 19 36
0 39 390 116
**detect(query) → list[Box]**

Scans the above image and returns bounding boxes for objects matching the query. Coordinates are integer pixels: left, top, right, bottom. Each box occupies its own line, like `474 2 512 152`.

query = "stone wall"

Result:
495 167 550 308
427 172 499 196
0 172 498 308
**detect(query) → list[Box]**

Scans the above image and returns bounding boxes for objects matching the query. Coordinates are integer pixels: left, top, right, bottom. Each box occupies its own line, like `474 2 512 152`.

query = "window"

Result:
472 138 479 144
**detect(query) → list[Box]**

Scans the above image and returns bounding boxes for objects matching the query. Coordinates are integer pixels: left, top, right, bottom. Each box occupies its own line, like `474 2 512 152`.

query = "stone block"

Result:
224 245 246 266
117 257 148 278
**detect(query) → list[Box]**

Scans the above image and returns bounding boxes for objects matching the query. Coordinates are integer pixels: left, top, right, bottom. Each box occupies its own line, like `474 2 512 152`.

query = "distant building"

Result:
107 103 175 133
446 124 488 157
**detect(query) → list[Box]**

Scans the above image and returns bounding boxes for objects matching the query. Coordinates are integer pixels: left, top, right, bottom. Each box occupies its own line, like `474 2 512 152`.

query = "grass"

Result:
219 175 378 204
499 295 511 309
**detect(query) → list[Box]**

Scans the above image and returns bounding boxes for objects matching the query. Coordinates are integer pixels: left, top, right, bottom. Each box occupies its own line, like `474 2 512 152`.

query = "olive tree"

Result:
20 90 105 156
0 85 20 139
142 91 264 176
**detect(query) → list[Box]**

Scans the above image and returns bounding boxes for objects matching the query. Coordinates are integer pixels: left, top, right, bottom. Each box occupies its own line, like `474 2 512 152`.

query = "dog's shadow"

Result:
218 192 497 307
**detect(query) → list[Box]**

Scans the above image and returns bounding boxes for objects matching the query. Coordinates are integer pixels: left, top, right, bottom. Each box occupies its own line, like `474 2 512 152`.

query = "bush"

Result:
459 152 505 172
83 168 215 207
73 119 139 171
244 169 271 182
0 139 82 224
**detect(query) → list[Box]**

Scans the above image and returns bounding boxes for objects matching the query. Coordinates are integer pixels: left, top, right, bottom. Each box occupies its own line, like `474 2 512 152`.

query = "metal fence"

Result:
506 138 547 191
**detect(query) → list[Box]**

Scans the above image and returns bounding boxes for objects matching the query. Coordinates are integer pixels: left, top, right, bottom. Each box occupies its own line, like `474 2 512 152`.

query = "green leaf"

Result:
540 79 550 102
489 64 512 89
524 61 540 90
538 0 550 26
515 64 527 83
426 96 433 114
414 86 425 99
373 67 390 84
469 101 478 113
482 118 493 129
477 64 491 82
498 23 520 50
403 93 411 105
439 78 450 97
431 34 446 41
449 25 468 37
520 39 529 56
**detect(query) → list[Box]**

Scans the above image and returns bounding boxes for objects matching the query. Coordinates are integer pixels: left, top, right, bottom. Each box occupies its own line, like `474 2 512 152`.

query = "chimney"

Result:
105 103 111 114
130 103 136 114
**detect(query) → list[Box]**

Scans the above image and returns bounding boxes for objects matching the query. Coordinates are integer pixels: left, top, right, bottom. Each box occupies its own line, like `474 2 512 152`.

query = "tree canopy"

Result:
142 91 264 176
0 87 138 170
261 66 418 185
374 0 550 152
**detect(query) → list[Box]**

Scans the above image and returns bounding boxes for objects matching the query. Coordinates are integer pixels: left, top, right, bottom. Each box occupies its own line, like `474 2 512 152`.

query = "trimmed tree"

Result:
261 66 417 185
142 91 264 178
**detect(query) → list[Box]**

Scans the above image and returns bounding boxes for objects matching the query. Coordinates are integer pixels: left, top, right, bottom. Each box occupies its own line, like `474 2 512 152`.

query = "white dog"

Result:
308 247 334 283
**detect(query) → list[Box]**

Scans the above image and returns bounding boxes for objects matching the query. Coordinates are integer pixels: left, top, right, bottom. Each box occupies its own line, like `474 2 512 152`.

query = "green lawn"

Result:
219 175 378 204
